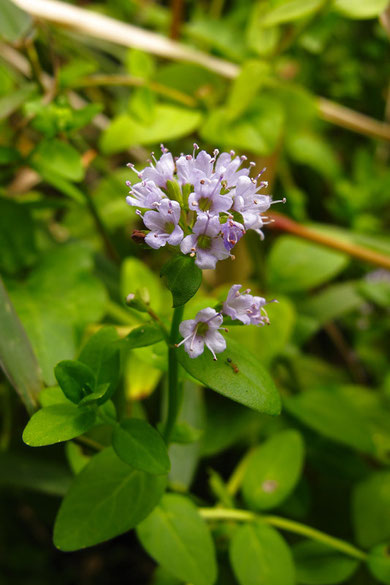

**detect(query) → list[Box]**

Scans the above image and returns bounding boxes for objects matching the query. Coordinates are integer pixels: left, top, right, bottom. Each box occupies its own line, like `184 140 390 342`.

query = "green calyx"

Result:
196 322 209 336
197 234 212 250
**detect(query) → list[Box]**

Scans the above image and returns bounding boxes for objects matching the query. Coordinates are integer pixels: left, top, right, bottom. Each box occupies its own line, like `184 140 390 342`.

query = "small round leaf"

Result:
242 430 305 511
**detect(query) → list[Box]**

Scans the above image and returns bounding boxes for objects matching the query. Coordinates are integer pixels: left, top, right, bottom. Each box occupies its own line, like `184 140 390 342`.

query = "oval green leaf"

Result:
284 386 375 454
242 429 305 511
79 326 121 404
177 338 281 415
267 236 348 293
293 540 359 585
352 471 390 548
23 403 97 446
332 0 389 19
32 138 84 182
161 255 202 308
262 0 324 26
100 106 202 153
123 322 164 350
54 447 166 551
112 418 170 475
54 360 96 404
137 493 217 585
368 544 390 585
230 522 295 585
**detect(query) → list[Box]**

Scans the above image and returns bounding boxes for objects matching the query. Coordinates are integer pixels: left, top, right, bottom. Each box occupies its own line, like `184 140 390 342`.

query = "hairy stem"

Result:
163 305 185 442
199 508 367 561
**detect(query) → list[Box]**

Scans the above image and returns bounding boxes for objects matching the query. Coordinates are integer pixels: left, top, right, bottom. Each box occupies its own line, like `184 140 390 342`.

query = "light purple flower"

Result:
176 146 214 186
232 175 272 230
221 218 245 251
188 178 233 216
139 147 175 188
177 307 226 360
180 215 230 270
214 151 250 187
126 180 166 209
223 284 270 326
142 199 183 249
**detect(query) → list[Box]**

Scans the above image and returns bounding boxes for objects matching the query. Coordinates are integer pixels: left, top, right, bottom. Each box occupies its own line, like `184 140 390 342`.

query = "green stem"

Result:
74 435 104 451
226 449 254 497
199 508 367 562
264 515 367 561
163 305 185 442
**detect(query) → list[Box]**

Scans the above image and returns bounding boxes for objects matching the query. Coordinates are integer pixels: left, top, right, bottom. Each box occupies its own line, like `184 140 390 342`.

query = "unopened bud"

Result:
131 230 146 244
125 291 148 313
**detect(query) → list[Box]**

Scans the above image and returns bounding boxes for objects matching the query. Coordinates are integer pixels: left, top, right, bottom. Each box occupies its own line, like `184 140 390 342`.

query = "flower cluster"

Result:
177 285 274 360
126 145 284 270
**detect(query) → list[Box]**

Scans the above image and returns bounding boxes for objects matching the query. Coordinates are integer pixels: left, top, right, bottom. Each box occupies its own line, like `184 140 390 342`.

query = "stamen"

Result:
271 197 287 205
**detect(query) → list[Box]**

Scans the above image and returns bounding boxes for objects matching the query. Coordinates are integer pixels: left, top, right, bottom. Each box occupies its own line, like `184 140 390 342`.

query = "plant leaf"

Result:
112 418 170 475
23 403 97 446
293 540 359 585
332 0 389 19
54 360 96 404
177 338 281 415
230 522 295 585
352 471 390 548
0 277 41 414
267 236 348 292
242 430 305 511
161 255 202 308
122 322 164 350
137 493 217 585
79 327 121 404
54 447 166 551
284 386 375 454
100 106 202 153
368 544 390 585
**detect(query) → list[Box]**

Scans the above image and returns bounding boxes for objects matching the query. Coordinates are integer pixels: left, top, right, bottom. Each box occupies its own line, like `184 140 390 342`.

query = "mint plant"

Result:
17 144 384 585
2 1 390 583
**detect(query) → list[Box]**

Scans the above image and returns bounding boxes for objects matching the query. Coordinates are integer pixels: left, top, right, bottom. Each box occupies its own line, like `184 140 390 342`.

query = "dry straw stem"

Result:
11 0 390 142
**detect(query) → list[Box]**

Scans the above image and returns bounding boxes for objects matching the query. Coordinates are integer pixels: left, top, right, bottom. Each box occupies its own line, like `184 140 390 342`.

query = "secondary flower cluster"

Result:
177 284 274 360
126 145 284 270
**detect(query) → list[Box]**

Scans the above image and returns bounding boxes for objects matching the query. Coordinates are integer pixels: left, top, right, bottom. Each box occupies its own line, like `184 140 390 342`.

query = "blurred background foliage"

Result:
0 0 390 583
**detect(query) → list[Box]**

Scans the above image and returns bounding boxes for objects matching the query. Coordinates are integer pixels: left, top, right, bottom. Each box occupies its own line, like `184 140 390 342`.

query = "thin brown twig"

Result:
10 0 390 142
170 0 185 40
268 212 390 270
318 97 390 142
